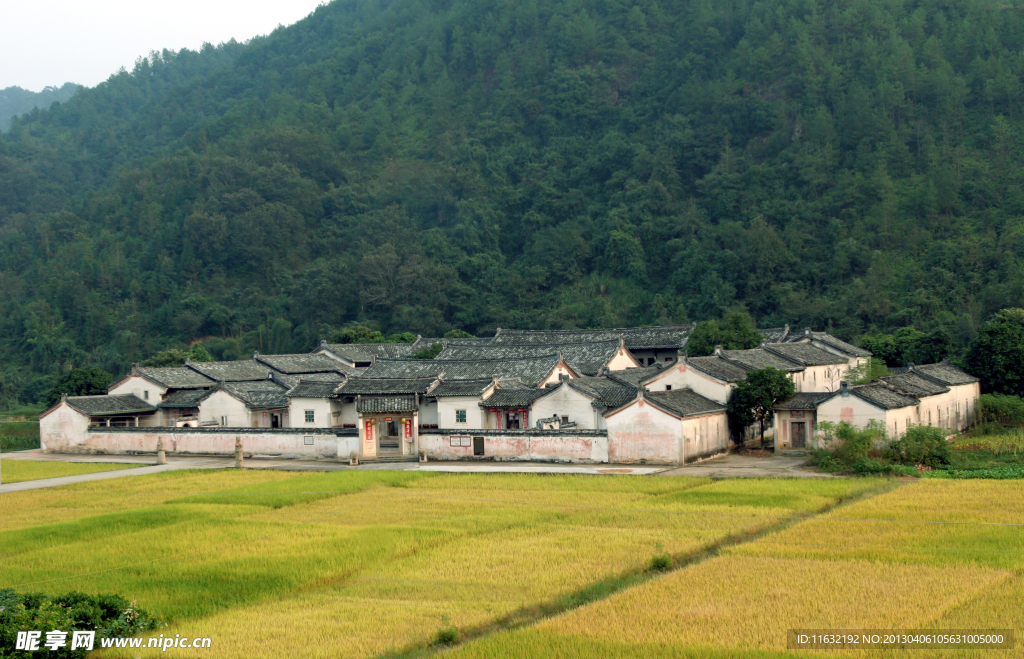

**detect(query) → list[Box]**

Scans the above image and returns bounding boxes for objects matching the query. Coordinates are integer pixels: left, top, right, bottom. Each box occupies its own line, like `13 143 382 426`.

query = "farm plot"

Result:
0 470 880 658
0 459 139 483
447 479 1023 659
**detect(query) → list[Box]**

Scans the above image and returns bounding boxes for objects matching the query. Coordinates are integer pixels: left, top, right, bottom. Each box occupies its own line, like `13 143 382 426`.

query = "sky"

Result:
0 0 328 91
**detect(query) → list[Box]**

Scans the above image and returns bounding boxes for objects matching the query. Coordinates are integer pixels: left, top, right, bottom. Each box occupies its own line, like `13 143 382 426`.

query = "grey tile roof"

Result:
222 380 290 408
158 389 212 409
430 379 493 397
849 383 919 410
336 377 439 395
318 342 416 363
65 394 157 416
646 389 725 417
607 365 664 386
255 353 355 375
568 376 637 409
759 326 791 343
362 355 563 387
286 380 343 399
482 388 552 408
436 340 625 375
910 362 980 386
763 342 848 366
876 372 949 397
774 392 832 410
187 359 276 382
685 356 750 383
134 366 215 389
787 329 872 357
492 325 691 350
241 391 290 409
357 396 418 413
408 336 494 353
722 348 804 372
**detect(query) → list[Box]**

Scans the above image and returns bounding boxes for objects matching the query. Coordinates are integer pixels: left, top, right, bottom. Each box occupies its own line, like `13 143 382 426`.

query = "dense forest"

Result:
3 0 1024 405
0 83 79 131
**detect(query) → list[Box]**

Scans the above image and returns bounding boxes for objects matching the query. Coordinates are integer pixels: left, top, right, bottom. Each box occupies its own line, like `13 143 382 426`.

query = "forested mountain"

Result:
3 0 1024 404
0 83 80 131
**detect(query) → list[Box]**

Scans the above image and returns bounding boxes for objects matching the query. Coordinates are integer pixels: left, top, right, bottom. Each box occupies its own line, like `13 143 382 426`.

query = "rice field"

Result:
0 459 139 483
0 469 884 658
448 479 1024 659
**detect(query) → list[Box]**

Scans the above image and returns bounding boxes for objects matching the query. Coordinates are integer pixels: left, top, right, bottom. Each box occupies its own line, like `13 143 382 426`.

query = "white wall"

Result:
108 375 166 405
52 427 352 459
665 363 733 404
681 412 730 460
531 383 601 429
605 347 640 371
437 396 486 430
288 397 336 428
604 398 682 464
949 382 980 430
39 402 91 452
539 362 575 386
337 399 359 427
198 390 251 427
816 392 903 437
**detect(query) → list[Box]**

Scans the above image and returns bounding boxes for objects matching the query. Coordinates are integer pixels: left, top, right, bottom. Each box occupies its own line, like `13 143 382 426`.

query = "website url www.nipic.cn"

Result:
16 630 212 652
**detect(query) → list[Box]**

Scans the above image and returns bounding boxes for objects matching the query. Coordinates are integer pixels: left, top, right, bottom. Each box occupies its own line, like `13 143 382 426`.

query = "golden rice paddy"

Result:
448 479 1024 659
0 468 884 658
0 459 139 484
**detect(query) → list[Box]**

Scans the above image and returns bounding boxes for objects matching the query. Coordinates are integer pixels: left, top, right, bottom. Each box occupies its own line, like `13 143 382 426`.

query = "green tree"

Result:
410 343 444 359
965 308 1024 396
860 327 926 366
187 344 214 362
686 311 762 357
726 367 796 447
141 349 189 367
44 367 113 406
330 326 385 344
847 358 889 384
444 329 475 339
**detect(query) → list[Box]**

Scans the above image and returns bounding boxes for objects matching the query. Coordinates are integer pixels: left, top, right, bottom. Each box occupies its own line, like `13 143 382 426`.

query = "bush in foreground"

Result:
811 422 952 476
0 590 161 658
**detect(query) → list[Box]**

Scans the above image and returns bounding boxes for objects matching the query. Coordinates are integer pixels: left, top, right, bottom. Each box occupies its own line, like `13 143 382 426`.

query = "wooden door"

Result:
473 436 485 456
791 422 806 449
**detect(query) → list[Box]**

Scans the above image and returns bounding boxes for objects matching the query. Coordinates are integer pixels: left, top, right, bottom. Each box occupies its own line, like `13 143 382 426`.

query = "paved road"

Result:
657 453 834 478
0 450 829 493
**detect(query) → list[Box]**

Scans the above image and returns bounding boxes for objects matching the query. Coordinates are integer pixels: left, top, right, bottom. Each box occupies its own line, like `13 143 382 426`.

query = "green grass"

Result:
948 432 1024 472
0 420 40 452
0 470 882 659
0 404 44 419
0 460 140 483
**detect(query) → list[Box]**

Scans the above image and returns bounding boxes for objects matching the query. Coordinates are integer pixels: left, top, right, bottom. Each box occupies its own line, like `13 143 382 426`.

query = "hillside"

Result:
3 0 1024 404
0 82 79 131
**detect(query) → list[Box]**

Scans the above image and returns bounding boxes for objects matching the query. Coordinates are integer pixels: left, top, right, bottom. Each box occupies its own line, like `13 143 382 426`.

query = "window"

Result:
561 416 569 424
665 385 672 391
455 409 467 423
221 416 228 426
305 410 315 423
143 390 149 400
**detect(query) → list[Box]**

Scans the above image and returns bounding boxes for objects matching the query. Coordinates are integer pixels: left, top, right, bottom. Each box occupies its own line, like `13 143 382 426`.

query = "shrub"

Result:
886 426 952 469
649 554 672 572
976 393 1024 426
434 627 460 646
0 589 161 657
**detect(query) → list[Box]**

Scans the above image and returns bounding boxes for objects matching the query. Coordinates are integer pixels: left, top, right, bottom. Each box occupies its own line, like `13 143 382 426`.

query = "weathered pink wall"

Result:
54 429 357 459
605 400 680 464
419 432 599 462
